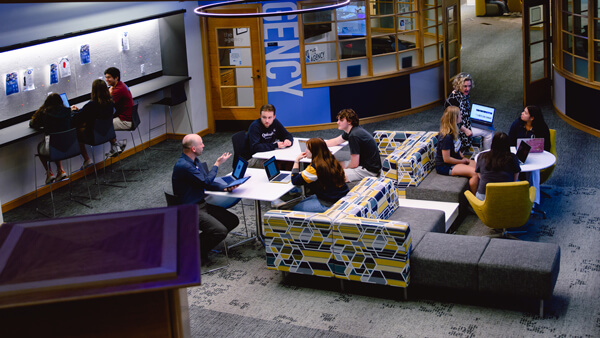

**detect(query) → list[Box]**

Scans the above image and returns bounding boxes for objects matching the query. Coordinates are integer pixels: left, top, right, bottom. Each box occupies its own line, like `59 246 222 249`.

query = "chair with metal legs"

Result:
34 128 93 217
150 82 193 149
120 104 148 175
85 118 127 193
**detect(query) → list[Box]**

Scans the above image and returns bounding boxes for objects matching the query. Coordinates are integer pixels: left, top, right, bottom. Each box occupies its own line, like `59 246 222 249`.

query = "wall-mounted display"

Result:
79 44 91 65
5 72 19 96
23 68 35 91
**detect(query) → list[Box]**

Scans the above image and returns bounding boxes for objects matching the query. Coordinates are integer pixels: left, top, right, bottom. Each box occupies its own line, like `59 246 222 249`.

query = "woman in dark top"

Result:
475 132 521 200
30 93 72 184
291 138 349 212
435 106 479 194
508 105 551 151
71 79 115 167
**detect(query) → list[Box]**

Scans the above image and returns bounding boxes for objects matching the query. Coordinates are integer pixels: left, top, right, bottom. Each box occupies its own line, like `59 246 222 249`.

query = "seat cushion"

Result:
478 239 561 299
405 170 469 203
411 233 490 291
388 206 445 233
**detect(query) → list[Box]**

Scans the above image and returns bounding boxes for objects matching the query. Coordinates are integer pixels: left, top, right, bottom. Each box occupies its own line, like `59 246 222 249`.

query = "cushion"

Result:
388 206 445 233
405 170 469 204
478 239 561 299
409 229 427 253
411 233 490 291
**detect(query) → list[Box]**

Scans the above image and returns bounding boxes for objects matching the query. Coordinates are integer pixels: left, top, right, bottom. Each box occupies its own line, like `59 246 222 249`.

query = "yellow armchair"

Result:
540 129 557 185
464 181 536 239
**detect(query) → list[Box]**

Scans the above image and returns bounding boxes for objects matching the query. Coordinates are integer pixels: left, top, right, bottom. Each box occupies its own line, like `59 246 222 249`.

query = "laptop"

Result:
299 139 307 152
59 93 70 108
220 157 250 187
263 156 291 184
470 103 495 130
517 138 544 153
515 140 531 164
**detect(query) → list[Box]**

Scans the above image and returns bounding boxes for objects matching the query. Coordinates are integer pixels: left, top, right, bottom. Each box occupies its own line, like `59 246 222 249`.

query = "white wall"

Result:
0 2 208 208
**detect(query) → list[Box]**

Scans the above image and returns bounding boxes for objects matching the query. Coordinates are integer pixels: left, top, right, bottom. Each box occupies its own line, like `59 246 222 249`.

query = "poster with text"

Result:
58 56 71 78
5 72 19 96
23 68 35 91
80 44 91 65
50 63 59 85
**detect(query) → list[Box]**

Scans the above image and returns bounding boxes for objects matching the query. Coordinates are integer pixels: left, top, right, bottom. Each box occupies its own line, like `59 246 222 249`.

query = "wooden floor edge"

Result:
553 103 600 138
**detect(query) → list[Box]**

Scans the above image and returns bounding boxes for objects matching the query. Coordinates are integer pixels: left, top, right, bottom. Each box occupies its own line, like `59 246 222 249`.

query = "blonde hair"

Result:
452 72 474 92
440 106 460 140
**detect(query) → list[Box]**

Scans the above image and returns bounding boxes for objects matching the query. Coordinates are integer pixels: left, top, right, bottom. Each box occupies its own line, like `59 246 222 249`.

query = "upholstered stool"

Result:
388 207 445 233
406 170 469 206
478 238 560 316
411 232 490 291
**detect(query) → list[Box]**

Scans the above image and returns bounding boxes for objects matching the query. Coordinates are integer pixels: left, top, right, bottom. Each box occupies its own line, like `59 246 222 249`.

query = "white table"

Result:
397 199 459 233
252 137 347 163
205 168 294 243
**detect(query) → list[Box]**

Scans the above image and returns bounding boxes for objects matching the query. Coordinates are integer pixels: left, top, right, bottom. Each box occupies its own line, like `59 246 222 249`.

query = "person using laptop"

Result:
508 105 551 151
104 67 131 158
444 72 493 151
245 104 293 167
475 132 521 201
325 108 381 182
291 138 349 212
435 106 479 194
71 79 114 168
29 93 72 184
172 134 240 261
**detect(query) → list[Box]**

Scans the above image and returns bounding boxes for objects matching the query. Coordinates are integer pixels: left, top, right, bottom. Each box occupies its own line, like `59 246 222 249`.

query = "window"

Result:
561 0 597 81
300 0 444 85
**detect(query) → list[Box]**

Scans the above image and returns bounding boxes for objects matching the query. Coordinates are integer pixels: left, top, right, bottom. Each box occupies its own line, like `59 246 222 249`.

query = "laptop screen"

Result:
263 156 279 180
232 157 248 180
59 93 70 108
516 140 531 163
470 103 495 125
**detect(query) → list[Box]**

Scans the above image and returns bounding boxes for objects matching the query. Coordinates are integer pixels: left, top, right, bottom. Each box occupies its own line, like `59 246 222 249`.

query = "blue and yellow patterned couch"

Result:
264 177 411 289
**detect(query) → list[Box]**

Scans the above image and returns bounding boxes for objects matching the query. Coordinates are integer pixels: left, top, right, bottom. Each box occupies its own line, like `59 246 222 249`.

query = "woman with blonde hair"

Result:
435 106 479 194
291 138 349 212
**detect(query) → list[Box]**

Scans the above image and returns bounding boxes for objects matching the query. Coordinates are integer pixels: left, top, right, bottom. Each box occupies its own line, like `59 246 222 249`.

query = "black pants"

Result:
197 202 239 256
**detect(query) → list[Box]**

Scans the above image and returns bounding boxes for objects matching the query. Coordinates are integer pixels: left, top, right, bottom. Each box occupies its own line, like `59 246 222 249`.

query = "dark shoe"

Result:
106 143 122 158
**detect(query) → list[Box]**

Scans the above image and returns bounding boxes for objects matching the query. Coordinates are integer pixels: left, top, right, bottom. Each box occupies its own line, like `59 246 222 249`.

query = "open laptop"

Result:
515 140 531 164
220 157 250 187
470 103 495 130
59 93 70 108
517 138 544 153
299 139 307 152
263 156 291 184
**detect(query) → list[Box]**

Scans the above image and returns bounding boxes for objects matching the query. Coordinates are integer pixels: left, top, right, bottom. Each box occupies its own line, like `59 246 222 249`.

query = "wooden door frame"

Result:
522 0 552 106
442 0 461 97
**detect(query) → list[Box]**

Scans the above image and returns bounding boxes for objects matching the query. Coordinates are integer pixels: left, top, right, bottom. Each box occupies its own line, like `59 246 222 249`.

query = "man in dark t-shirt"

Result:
325 109 381 182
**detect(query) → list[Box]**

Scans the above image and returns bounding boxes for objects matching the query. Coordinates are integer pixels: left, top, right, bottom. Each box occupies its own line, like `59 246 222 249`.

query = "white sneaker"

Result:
119 139 127 151
106 143 122 158
80 158 93 170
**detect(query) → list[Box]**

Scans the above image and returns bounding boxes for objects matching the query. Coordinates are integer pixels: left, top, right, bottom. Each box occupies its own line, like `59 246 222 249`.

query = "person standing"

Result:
104 67 132 157
475 132 521 200
172 134 239 260
325 109 381 182
444 72 493 151
245 104 293 167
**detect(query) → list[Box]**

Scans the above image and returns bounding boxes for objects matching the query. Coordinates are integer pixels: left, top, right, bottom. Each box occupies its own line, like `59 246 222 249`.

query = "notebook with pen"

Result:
470 103 495 130
263 156 291 183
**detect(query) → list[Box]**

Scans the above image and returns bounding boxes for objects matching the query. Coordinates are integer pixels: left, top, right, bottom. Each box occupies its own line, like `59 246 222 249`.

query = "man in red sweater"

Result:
104 67 133 157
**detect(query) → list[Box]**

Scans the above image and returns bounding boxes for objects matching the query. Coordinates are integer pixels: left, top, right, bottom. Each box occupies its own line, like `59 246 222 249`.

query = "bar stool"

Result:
150 82 193 140
120 104 148 174
34 128 93 217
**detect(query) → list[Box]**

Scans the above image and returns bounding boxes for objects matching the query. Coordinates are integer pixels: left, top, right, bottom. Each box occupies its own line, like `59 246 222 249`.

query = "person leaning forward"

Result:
172 134 239 260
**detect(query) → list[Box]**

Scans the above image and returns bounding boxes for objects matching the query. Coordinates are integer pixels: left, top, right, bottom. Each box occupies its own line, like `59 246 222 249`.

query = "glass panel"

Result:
306 62 338 82
397 13 416 31
336 1 366 21
231 68 253 86
371 0 394 16
572 1 588 15
370 16 395 32
424 44 438 63
530 60 545 82
563 13 572 32
563 52 573 72
595 41 600 60
437 7 443 22
530 25 544 43
596 2 600 17
372 35 397 55
338 20 367 37
448 23 456 41
424 0 437 7
530 42 544 61
304 23 335 42
302 8 334 24
574 57 588 78
447 5 457 23
449 59 457 79
397 32 418 50
305 43 337 63
424 8 437 26
220 87 237 106
448 41 457 60
596 19 600 39
338 38 367 59
595 62 600 82
397 1 415 14
219 48 252 67
399 50 420 68
573 15 588 36
217 28 250 47
563 32 573 52
234 87 254 107
340 58 368 78
372 54 398 74
562 0 572 13
574 36 588 57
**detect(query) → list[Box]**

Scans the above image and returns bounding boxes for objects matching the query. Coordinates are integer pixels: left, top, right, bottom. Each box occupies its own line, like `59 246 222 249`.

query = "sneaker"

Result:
119 139 127 152
271 198 287 209
106 143 122 158
45 173 56 185
80 158 93 170
56 171 68 181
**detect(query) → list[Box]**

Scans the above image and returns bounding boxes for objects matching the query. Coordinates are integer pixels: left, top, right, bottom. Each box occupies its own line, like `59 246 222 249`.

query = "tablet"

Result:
223 176 250 188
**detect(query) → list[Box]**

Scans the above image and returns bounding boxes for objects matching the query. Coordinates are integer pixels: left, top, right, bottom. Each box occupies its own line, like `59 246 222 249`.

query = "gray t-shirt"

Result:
342 126 382 174
475 153 521 195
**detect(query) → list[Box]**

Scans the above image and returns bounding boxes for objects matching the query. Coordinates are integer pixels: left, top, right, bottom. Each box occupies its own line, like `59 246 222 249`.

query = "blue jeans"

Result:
292 194 330 213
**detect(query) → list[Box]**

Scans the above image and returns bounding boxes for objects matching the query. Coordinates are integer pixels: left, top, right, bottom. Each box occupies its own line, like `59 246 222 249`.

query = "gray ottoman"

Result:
409 229 428 254
411 233 490 291
406 170 469 204
478 239 561 316
388 206 445 233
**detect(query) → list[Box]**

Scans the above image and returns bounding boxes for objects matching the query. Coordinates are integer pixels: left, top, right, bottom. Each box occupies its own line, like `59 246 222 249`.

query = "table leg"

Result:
254 200 265 246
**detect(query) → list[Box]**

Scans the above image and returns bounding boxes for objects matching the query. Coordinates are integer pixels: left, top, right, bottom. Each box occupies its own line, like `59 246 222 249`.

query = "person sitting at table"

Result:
435 106 479 194
30 93 72 184
475 132 521 201
325 108 381 182
291 138 349 212
245 104 293 167
172 134 240 261
508 105 551 151
104 67 131 158
71 79 114 168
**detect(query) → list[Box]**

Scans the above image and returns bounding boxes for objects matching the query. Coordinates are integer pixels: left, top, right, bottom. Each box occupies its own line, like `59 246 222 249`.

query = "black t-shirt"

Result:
435 134 462 167
342 126 381 173
475 153 521 195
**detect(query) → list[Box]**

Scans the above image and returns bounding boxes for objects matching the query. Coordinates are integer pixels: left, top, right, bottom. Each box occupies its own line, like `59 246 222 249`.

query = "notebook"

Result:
59 93 70 108
470 103 495 130
517 138 544 153
515 140 531 164
263 156 291 184
220 157 250 187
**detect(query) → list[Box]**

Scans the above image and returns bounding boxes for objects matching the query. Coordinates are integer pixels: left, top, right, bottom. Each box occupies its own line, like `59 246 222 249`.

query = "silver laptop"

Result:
263 156 291 184
299 139 307 152
470 103 495 130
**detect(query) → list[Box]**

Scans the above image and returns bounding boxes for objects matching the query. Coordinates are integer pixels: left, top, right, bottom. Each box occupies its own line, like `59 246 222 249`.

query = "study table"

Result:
251 137 347 163
0 75 191 148
205 168 294 243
